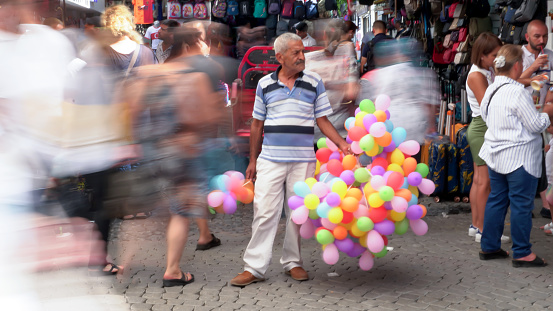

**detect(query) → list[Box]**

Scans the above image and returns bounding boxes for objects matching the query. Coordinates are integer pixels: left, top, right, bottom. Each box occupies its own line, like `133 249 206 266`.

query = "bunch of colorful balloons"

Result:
207 171 254 214
289 94 435 271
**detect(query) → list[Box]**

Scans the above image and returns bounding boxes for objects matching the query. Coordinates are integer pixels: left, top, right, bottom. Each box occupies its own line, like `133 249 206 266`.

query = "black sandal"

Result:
89 263 123 276
479 249 510 260
196 234 221 251
162 271 195 287
512 256 547 268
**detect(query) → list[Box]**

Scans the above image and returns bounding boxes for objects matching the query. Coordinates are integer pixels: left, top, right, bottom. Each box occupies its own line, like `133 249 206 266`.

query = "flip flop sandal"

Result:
162 272 194 287
196 234 221 250
479 249 510 260
134 212 152 219
89 263 123 276
540 222 553 230
512 256 547 268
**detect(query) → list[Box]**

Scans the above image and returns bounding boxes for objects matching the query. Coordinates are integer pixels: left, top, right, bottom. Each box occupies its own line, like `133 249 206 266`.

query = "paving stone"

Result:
151 305 173 311
130 303 153 311
172 306 195 311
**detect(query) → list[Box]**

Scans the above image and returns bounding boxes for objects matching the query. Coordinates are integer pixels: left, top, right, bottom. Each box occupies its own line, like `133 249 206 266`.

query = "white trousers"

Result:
243 158 316 278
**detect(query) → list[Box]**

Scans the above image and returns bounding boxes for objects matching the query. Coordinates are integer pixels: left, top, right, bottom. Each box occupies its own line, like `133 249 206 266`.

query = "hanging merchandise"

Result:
183 1 194 18
305 0 318 19
133 0 154 24
253 0 268 18
240 0 251 16
168 0 182 19
294 0 306 20
194 0 208 19
212 0 228 18
227 0 240 15
282 0 295 18
268 0 280 14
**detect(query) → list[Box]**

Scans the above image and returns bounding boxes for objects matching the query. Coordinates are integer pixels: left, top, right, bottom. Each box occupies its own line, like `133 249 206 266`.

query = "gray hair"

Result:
274 33 302 54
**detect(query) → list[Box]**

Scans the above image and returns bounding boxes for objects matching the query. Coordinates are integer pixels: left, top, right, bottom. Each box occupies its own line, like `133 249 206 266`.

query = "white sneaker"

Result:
468 224 478 237
475 231 482 242
501 235 510 243
475 231 510 243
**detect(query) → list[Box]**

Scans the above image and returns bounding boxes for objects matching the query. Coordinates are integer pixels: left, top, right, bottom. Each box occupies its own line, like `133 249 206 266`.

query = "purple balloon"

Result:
382 142 397 153
340 170 356 185
363 114 378 131
288 195 305 210
311 218 322 228
371 166 386 176
223 195 237 214
383 201 393 210
349 243 367 257
385 110 391 119
325 192 342 207
329 151 342 161
406 205 423 220
374 219 395 235
407 172 423 186
335 238 354 253
346 136 353 144
355 107 361 115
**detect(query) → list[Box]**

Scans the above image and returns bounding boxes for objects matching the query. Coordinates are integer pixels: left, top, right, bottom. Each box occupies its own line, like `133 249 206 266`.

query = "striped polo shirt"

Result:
479 76 550 178
253 66 332 162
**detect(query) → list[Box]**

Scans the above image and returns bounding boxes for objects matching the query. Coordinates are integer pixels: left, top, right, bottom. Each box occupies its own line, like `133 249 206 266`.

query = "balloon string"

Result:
243 180 251 186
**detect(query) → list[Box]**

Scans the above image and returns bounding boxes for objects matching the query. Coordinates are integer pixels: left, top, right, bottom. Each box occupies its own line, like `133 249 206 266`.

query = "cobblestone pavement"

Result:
51 199 553 311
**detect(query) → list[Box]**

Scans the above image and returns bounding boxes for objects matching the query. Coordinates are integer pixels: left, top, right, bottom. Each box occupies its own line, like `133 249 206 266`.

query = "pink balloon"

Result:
369 122 387 138
353 204 370 218
319 163 328 174
291 206 309 225
410 219 428 236
322 243 339 265
363 114 378 132
366 230 384 253
300 220 315 239
351 141 364 154
375 94 391 111
370 175 385 190
207 191 225 207
326 138 338 152
391 196 408 213
398 140 421 156
418 178 436 195
223 194 237 214
321 217 338 230
359 250 375 271
312 182 330 198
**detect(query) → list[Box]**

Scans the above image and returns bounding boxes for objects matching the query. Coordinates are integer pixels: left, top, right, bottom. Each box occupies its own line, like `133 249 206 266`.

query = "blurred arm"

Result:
246 119 264 181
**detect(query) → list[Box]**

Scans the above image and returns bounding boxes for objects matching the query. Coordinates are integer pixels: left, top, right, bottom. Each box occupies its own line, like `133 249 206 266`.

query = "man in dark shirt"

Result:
359 20 392 75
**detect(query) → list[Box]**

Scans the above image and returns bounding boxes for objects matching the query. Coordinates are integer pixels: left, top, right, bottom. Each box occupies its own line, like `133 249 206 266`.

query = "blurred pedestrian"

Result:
43 17 64 30
479 44 553 267
360 20 392 75
230 33 351 287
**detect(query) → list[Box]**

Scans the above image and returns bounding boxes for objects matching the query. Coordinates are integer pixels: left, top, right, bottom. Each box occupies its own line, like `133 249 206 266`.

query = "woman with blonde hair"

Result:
465 32 506 243
478 44 553 267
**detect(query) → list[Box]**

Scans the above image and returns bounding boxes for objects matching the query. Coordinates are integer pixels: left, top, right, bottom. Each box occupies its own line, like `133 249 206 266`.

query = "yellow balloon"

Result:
332 180 348 199
359 233 368 248
328 207 344 224
390 149 406 166
390 210 406 222
341 221 353 230
366 143 380 156
305 177 318 188
368 192 384 207
304 194 320 210
355 112 368 127
364 183 376 195
408 185 419 198
350 223 365 237
315 161 321 176
387 163 405 175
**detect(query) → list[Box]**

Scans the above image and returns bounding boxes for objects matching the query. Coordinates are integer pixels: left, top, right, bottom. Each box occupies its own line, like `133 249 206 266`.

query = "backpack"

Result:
240 0 250 16
294 0 306 20
212 0 227 18
305 0 318 19
282 0 294 18
268 0 280 14
277 20 289 34
253 0 267 17
440 5 452 22
182 2 194 18
168 1 182 19
512 0 538 24
266 13 278 29
194 2 208 19
227 0 239 15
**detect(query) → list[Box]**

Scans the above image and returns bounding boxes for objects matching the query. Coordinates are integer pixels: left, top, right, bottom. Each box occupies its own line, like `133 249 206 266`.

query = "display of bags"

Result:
268 0 280 14
282 0 295 17
182 2 194 18
227 0 239 15
306 0 318 19
212 0 227 17
168 1 182 19
454 52 470 64
294 0 306 20
500 21 528 44
512 0 538 23
253 0 267 17
194 1 208 19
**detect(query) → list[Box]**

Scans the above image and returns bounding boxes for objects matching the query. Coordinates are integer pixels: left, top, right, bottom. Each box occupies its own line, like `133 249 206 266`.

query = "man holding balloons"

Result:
230 33 351 287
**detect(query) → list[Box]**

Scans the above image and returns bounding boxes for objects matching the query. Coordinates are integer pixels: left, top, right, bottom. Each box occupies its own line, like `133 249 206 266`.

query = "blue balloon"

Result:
345 117 356 130
216 175 230 192
401 177 409 189
408 193 418 207
384 119 394 132
317 202 332 218
293 181 312 197
392 127 407 146
359 153 372 166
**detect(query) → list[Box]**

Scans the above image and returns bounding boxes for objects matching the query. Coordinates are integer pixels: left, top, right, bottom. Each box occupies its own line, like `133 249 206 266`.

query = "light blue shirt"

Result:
479 76 551 178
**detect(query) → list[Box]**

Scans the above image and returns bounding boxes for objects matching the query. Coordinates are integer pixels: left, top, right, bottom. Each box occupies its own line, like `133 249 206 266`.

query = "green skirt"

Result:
467 116 487 166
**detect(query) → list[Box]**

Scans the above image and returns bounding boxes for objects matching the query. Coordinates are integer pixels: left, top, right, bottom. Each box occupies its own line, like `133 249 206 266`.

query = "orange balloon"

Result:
403 157 417 176
395 188 412 202
420 204 427 218
342 155 357 171
371 158 388 169
375 132 392 147
341 197 360 213
385 151 393 164
346 188 363 200
374 110 387 122
333 226 348 240
241 189 254 204
243 179 254 191
214 205 225 214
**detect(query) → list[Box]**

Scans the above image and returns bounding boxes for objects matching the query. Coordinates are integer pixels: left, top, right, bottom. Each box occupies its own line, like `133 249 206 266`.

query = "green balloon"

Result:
379 186 394 201
317 137 328 150
209 207 216 215
394 218 409 235
359 134 375 151
374 247 388 258
316 229 335 245
309 208 320 220
357 217 374 232
352 181 361 188
354 168 370 183
359 99 376 114
415 163 430 178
